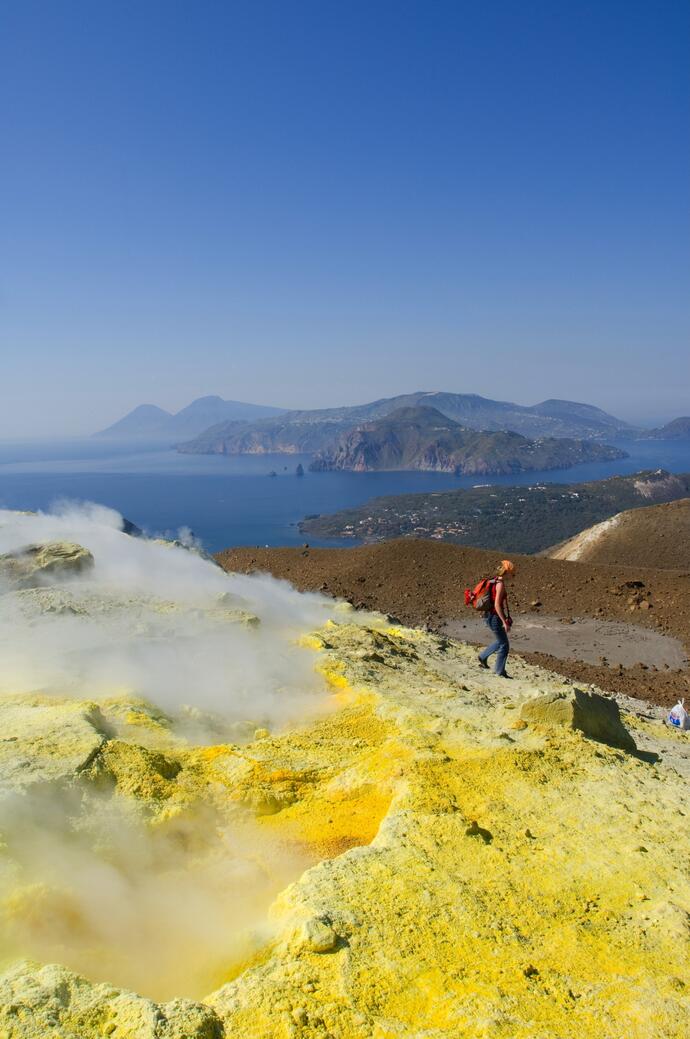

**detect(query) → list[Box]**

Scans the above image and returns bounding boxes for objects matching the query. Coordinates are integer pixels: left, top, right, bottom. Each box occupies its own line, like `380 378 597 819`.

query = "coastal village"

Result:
336 485 580 542
301 472 690 554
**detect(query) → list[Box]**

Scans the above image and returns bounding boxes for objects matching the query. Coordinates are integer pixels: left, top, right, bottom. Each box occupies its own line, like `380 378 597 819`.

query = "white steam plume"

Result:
0 502 363 1000
0 502 345 733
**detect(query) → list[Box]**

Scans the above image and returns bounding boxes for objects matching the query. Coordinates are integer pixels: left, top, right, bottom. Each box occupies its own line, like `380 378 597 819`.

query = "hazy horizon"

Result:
2 1 688 438
0 384 685 441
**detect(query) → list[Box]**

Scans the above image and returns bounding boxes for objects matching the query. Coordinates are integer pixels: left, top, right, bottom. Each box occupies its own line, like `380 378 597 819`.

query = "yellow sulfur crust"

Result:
0 621 688 1038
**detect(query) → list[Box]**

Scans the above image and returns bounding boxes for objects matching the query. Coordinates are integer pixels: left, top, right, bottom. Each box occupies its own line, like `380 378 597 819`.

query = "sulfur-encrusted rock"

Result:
519 687 637 750
0 542 94 588
0 696 108 793
6 585 259 628
84 739 182 800
208 623 689 1038
300 915 338 953
1 616 688 1038
0 962 223 1039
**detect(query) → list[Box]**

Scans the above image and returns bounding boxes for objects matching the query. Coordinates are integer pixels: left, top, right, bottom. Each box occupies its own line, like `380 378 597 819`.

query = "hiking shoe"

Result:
497 671 513 680
478 656 489 670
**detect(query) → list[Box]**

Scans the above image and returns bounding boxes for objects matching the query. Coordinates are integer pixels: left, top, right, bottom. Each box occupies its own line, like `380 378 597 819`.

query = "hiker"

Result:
477 560 515 678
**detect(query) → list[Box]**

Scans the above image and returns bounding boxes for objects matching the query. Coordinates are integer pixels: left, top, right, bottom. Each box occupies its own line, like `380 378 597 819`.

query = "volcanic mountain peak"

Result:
94 403 173 437
95 395 285 440
351 403 467 435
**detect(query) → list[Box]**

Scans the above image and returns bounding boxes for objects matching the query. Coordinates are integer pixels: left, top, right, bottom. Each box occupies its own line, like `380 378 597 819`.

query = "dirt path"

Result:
441 613 688 670
216 539 690 709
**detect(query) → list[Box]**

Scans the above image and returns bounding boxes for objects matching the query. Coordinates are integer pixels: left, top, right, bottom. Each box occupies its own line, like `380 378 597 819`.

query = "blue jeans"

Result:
479 613 509 675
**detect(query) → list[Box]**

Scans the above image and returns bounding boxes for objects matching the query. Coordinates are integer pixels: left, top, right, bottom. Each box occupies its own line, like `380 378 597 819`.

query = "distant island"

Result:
94 395 285 441
98 391 689 461
642 416 690 440
299 469 690 554
308 406 626 475
177 389 639 456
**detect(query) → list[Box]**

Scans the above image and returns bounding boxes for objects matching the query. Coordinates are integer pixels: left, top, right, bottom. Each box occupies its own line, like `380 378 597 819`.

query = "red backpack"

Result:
464 577 496 612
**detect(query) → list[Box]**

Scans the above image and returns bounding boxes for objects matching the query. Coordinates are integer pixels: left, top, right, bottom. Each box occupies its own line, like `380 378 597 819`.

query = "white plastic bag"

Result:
668 699 690 731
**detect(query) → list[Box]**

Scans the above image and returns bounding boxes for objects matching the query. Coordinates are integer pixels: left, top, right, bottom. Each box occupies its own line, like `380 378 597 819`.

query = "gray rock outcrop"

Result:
520 687 636 751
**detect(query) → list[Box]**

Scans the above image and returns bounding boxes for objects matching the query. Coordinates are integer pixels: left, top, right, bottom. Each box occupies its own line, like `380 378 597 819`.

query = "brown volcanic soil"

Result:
547 497 690 568
216 540 690 709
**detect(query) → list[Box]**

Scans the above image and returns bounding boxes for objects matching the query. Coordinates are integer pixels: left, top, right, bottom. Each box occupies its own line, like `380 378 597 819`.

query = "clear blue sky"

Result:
1 0 688 435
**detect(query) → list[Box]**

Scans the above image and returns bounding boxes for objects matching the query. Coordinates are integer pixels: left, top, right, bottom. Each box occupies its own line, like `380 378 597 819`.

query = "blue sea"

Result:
1 438 689 554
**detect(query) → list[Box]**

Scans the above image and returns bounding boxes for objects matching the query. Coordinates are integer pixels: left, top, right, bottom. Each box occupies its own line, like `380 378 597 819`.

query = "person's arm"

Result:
494 580 511 630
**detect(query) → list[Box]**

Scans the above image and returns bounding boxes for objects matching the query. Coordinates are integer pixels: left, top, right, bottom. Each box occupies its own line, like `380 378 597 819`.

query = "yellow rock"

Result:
0 621 688 1038
0 541 94 588
0 695 107 792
